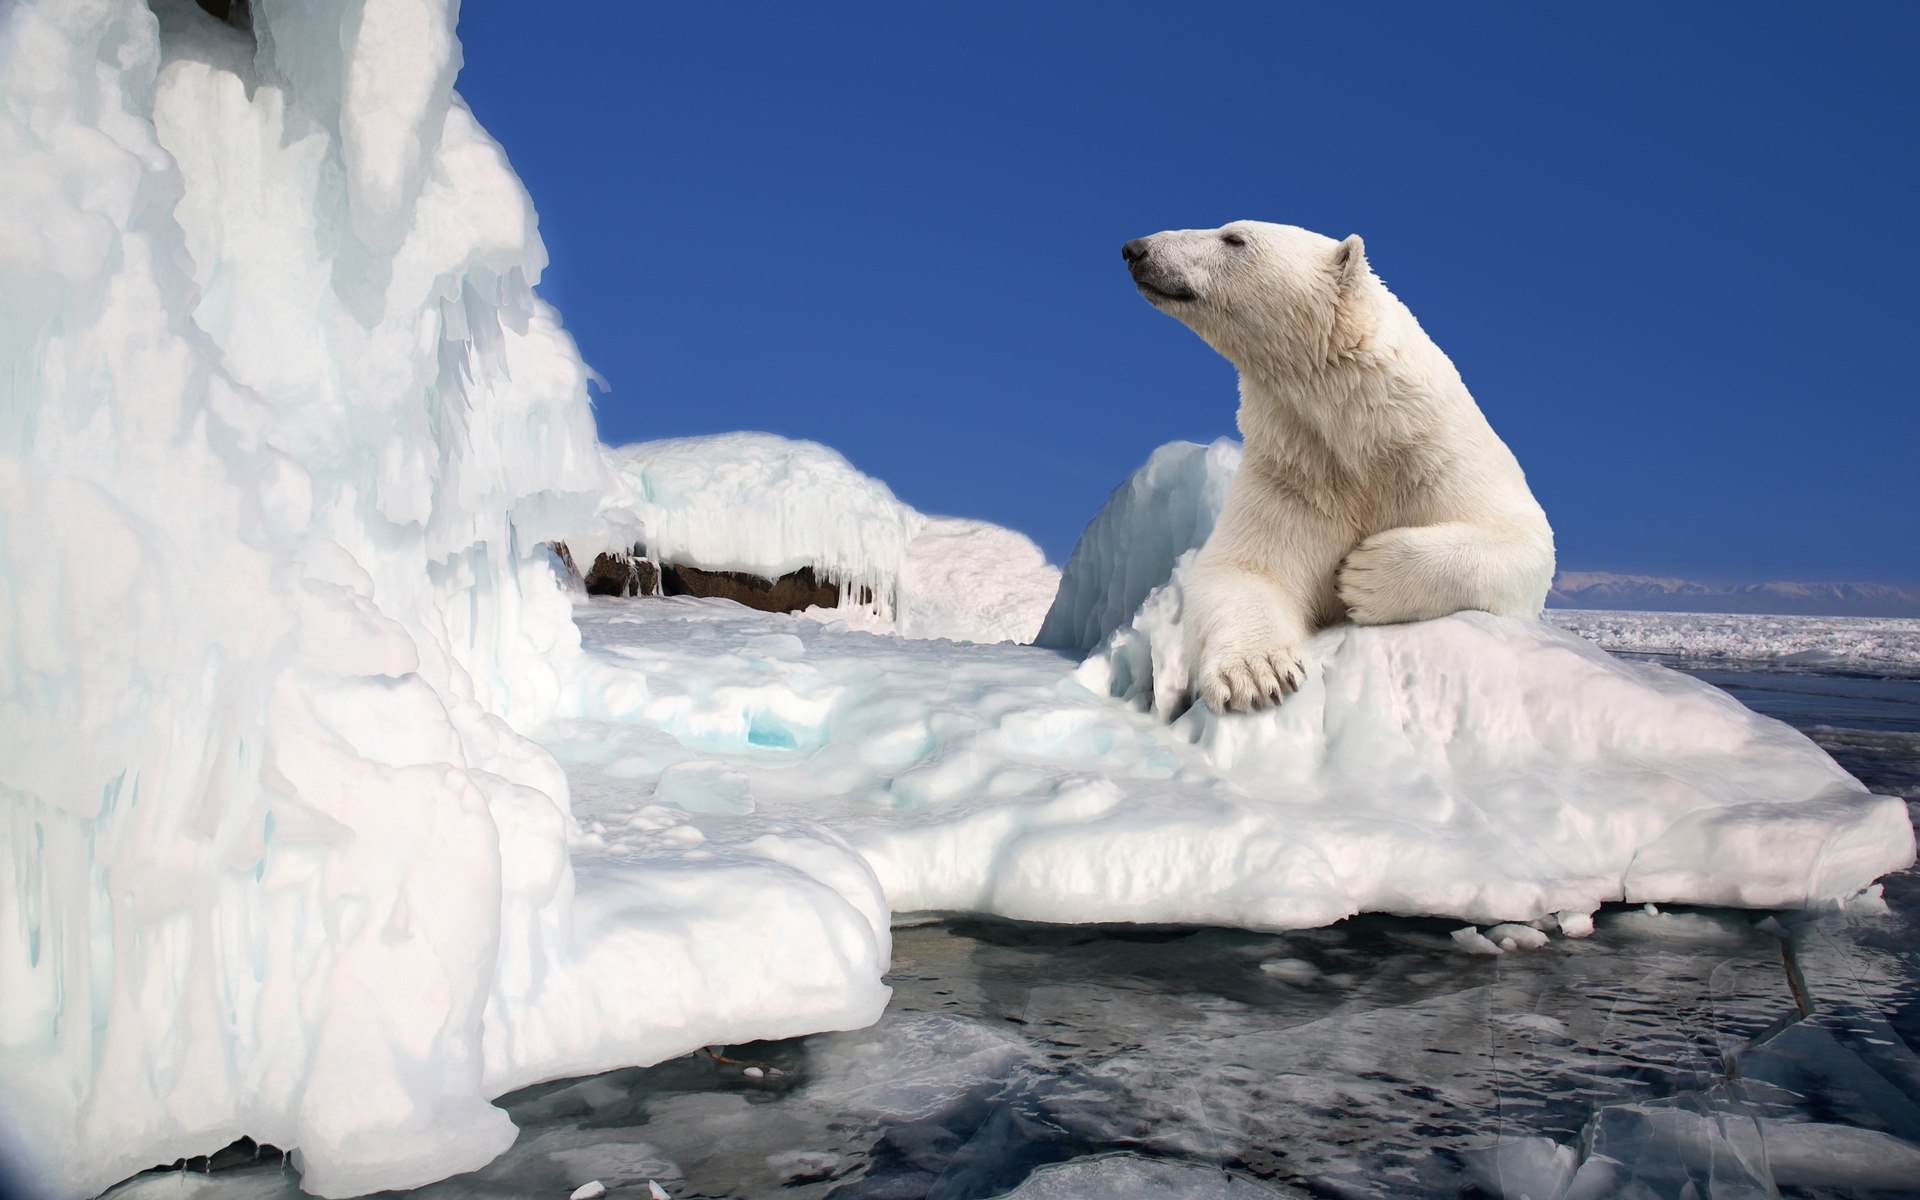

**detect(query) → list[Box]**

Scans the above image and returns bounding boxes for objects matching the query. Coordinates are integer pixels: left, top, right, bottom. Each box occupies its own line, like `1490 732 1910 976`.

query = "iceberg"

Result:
0 3 884 1197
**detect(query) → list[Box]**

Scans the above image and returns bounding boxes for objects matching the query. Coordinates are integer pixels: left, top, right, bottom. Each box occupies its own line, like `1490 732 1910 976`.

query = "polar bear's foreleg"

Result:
1184 562 1312 712
1184 483 1349 713
1336 521 1553 625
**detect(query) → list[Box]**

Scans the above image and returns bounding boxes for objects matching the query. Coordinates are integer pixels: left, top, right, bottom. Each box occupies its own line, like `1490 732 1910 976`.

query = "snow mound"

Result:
1546 608 1920 673
597 432 1059 644
1034 437 1240 652
898 517 1062 644
604 432 918 612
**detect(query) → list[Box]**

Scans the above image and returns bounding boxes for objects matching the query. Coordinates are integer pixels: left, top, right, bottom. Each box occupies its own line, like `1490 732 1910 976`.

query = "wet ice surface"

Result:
105 666 1920 1200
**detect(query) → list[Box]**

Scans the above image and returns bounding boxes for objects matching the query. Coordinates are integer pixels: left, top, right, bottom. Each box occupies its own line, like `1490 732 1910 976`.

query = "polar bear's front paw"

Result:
1196 642 1309 714
1338 529 1433 625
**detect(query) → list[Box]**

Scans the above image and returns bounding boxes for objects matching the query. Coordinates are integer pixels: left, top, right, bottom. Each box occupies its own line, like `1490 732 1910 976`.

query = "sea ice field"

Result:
4 1 1918 1198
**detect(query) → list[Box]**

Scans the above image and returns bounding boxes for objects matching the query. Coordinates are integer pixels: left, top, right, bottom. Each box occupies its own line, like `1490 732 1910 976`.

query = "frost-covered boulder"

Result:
602 432 918 613
592 432 1061 644
1034 437 1240 652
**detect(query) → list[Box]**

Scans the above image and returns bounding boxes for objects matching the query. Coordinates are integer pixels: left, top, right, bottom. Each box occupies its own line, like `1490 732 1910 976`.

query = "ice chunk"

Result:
1258 957 1321 984
569 1183 607 1200
1460 1137 1578 1200
801 1014 1031 1122
1764 1120 1920 1189
1567 1102 1920 1193
1035 437 1240 653
997 1153 1297 1198
1485 923 1551 951
1578 1102 1772 1195
1453 927 1506 956
1554 911 1595 938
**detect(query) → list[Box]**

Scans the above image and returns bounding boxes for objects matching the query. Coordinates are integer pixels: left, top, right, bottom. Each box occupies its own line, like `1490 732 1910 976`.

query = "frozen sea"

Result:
99 612 1920 1200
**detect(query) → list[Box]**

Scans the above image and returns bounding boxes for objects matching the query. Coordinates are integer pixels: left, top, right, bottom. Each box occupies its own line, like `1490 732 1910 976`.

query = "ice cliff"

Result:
0 3 886 1196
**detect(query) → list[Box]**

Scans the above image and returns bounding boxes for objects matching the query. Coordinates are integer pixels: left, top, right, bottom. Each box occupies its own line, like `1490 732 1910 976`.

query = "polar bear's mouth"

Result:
1136 279 1198 304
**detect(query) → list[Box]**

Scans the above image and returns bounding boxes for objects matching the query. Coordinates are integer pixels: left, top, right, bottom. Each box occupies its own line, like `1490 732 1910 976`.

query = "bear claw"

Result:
1197 647 1307 713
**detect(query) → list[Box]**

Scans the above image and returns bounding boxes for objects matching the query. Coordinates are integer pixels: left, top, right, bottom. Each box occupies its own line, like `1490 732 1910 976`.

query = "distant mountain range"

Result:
1547 572 1920 618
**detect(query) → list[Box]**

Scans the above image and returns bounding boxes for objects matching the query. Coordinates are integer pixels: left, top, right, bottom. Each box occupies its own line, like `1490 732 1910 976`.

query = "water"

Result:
103 667 1920 1200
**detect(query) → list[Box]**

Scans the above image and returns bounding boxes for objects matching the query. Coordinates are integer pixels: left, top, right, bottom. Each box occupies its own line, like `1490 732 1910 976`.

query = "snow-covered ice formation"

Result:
1546 607 1920 673
895 515 1061 645
1035 436 1240 653
0 4 886 1197
593 431 1060 644
600 433 918 613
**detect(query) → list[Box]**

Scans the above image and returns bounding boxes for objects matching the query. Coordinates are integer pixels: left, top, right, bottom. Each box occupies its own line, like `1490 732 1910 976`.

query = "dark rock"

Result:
586 552 660 598
193 0 252 32
150 1136 283 1175
551 541 871 612
661 563 870 614
548 541 585 592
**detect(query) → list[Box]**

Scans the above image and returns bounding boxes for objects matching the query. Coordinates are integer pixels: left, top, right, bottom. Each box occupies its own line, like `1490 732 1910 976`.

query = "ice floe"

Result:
1546 607 1920 673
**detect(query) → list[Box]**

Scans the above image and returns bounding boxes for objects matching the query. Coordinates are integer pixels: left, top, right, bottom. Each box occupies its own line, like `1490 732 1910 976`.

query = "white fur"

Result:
1125 221 1554 713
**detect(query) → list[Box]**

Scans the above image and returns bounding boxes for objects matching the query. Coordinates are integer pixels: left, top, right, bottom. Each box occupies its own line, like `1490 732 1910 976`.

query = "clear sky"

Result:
457 2 1918 584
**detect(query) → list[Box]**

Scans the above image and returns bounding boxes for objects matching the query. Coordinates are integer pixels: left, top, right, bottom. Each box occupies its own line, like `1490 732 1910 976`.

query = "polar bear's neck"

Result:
1232 310 1474 516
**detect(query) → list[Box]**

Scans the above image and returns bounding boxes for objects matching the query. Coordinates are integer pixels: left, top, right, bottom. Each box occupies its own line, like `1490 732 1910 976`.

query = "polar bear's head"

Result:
1122 221 1374 372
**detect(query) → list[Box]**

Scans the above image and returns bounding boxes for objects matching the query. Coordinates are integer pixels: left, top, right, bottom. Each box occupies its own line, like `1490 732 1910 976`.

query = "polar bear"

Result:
1122 221 1555 713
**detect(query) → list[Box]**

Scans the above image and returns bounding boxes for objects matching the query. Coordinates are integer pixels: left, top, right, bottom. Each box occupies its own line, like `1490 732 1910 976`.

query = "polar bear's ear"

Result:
1332 234 1368 292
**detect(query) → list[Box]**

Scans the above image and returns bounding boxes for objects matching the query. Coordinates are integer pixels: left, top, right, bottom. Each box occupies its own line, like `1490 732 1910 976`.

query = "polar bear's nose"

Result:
1121 238 1152 265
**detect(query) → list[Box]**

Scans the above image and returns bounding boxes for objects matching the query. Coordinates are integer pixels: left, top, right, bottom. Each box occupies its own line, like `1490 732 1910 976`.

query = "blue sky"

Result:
458 2 1918 584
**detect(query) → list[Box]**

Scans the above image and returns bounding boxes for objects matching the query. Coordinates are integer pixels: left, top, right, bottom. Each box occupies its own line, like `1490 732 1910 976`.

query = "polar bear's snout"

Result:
1122 235 1198 304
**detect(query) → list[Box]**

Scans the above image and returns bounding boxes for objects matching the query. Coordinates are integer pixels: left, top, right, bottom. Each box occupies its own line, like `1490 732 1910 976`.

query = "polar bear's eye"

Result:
1222 232 1247 247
